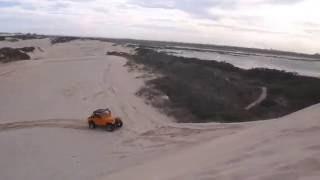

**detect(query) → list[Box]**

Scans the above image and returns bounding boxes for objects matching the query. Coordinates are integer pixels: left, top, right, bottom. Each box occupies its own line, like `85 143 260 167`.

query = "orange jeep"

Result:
88 109 123 131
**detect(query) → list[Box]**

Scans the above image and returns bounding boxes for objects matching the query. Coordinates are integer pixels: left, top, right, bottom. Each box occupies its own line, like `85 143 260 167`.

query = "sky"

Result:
0 0 320 53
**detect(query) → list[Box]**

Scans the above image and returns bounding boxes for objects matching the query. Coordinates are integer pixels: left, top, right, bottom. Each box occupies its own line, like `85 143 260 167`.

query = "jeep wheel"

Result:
89 121 96 129
115 118 123 128
106 124 115 132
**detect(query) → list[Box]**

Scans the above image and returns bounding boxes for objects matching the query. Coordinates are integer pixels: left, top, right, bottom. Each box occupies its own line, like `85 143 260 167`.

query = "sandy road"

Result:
0 119 86 132
245 87 267 110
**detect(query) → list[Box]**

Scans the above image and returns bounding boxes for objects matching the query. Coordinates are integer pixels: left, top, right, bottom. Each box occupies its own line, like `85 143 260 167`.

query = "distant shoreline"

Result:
1 32 319 59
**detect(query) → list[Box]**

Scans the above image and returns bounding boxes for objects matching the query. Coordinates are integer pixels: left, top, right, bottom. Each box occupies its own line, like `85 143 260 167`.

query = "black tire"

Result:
115 118 123 128
88 121 96 129
106 124 115 132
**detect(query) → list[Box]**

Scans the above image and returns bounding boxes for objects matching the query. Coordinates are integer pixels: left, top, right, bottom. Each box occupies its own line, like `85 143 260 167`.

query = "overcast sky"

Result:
0 0 320 53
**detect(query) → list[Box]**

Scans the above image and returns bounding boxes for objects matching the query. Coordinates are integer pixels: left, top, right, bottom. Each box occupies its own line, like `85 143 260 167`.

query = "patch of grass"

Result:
129 48 320 123
50 37 79 45
0 47 31 63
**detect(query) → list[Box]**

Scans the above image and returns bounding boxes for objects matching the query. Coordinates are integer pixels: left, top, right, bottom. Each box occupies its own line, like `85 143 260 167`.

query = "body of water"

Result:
159 48 320 78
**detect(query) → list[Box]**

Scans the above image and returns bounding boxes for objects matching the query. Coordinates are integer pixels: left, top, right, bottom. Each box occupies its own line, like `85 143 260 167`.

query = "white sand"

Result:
104 104 320 180
0 39 319 180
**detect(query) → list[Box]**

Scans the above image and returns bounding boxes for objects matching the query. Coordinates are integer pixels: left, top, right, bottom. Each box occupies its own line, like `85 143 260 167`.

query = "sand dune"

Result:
0 39 319 180
103 104 320 180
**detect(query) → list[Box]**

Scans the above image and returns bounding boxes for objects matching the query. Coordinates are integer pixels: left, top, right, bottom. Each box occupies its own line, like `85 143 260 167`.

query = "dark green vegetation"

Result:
50 37 79 45
128 48 320 123
0 47 34 63
0 33 46 42
107 51 130 57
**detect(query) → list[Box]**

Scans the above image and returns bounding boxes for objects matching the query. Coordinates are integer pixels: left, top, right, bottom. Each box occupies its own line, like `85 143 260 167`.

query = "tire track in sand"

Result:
0 119 87 132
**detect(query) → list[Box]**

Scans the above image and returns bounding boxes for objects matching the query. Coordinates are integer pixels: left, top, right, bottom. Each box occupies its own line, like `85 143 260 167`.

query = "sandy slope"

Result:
0 39 245 180
0 39 169 180
0 39 319 180
104 104 320 180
